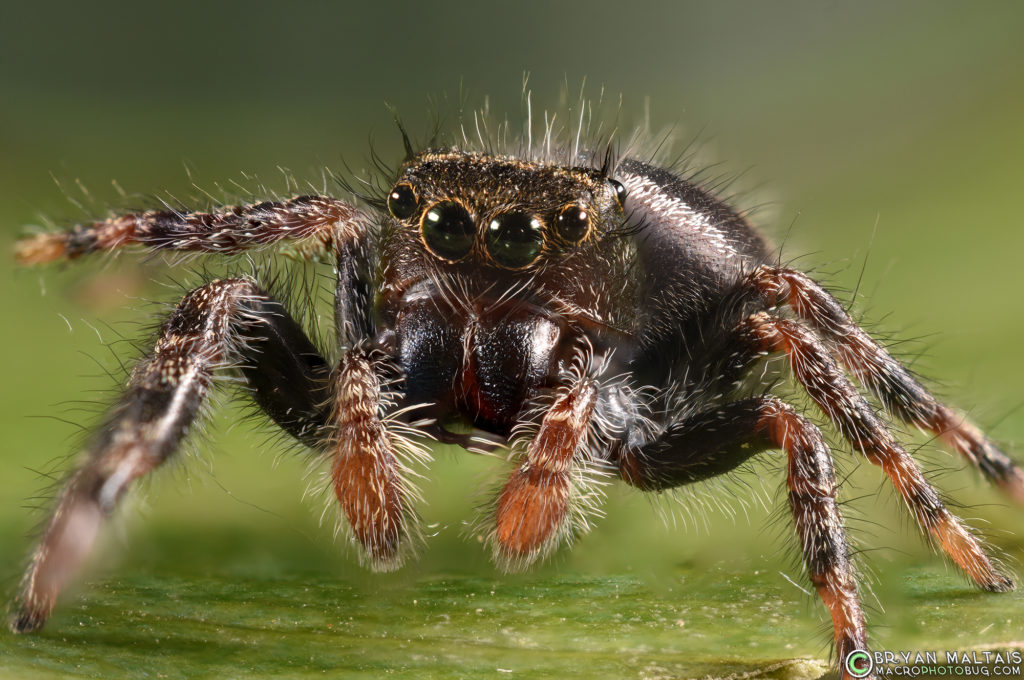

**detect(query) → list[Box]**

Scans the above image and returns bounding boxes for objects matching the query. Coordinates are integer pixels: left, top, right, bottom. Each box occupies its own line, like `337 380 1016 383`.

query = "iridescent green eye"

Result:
485 211 544 269
555 205 590 243
421 201 474 261
387 183 418 220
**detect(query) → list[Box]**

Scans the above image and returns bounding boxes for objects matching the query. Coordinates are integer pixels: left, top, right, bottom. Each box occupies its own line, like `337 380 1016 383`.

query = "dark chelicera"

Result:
12 147 1023 680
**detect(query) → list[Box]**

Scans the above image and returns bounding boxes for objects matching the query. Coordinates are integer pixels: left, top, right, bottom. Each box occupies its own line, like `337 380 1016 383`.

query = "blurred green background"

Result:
2 1 1023 678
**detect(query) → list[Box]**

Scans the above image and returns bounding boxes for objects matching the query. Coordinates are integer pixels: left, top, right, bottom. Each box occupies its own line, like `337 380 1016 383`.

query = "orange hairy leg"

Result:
742 312 1013 592
748 265 1024 503
612 395 869 676
756 399 868 677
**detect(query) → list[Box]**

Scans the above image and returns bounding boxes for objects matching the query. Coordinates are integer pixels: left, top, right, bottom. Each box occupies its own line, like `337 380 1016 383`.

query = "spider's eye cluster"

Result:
418 202 597 269
421 201 475 262
410 188 597 269
486 211 545 269
387 183 418 220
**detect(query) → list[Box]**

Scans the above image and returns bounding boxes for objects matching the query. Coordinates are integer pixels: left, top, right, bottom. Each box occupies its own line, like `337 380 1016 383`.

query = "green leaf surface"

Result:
3 544 1022 680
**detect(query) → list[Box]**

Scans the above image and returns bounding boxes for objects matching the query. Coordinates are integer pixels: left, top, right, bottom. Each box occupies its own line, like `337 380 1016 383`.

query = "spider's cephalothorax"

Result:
12 145 1024 680
377 152 642 439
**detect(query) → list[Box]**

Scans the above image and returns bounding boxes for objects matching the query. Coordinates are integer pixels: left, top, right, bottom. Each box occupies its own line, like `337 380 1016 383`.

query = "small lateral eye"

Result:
608 178 627 206
485 211 545 269
421 201 475 261
555 205 591 244
387 183 418 220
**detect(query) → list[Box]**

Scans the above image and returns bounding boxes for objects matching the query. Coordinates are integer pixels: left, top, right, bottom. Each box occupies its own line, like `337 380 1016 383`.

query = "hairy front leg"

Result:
11 278 330 633
16 195 369 264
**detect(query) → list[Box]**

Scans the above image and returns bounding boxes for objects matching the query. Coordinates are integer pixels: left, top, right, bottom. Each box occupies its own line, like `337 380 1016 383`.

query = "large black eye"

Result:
555 205 591 244
387 183 418 220
485 211 545 269
609 178 627 206
421 201 475 261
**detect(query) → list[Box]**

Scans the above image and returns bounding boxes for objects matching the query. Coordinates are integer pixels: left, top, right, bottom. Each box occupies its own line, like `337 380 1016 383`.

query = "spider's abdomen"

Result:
395 292 569 437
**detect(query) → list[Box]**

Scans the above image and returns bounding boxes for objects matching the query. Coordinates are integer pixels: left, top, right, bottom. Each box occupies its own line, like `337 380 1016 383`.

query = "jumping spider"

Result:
11 124 1024 679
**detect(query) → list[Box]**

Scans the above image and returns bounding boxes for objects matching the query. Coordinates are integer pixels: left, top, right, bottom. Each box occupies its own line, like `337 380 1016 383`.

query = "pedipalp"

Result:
492 377 598 570
329 347 422 570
